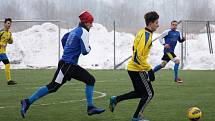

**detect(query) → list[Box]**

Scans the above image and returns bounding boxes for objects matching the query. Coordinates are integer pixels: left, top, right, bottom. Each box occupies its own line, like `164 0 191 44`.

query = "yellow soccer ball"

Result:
187 107 202 121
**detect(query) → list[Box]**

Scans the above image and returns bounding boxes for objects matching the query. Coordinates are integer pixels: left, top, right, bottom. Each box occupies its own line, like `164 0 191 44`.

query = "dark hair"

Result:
4 18 12 23
144 11 159 26
171 20 177 24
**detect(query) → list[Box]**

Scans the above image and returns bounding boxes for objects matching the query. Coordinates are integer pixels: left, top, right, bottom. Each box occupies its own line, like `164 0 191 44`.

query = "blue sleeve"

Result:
178 31 185 43
163 30 171 45
61 32 70 49
164 36 171 44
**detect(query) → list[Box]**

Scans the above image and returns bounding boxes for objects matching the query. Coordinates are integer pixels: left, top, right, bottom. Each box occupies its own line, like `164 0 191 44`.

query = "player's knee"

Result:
175 59 180 64
86 75 95 86
49 87 58 93
5 64 10 68
150 90 154 100
140 92 154 101
136 92 144 98
47 83 60 93
140 88 154 100
161 62 167 68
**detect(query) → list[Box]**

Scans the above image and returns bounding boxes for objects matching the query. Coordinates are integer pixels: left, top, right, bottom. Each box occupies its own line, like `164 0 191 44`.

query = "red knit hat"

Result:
79 11 94 24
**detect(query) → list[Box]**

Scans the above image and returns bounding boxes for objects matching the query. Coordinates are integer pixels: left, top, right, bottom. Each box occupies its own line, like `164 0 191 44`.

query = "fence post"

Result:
113 21 116 69
58 24 61 61
181 21 184 69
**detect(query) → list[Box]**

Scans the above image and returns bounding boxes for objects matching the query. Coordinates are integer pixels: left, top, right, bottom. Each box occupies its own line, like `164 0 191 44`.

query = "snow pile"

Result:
80 23 134 69
6 23 61 68
183 33 215 70
1 22 214 70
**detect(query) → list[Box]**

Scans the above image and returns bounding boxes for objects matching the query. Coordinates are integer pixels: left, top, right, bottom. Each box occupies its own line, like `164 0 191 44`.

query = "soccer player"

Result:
153 20 185 83
20 11 105 118
0 18 17 85
109 11 159 121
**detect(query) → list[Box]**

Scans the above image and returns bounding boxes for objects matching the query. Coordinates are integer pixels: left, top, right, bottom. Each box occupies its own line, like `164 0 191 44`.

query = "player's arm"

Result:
80 30 91 55
153 29 169 44
8 32 13 44
178 31 185 43
61 32 70 49
0 31 4 47
138 51 155 81
0 41 3 48
159 30 172 49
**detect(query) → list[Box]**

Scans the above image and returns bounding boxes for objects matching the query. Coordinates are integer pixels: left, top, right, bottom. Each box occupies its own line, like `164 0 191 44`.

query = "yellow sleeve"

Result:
0 31 3 45
0 31 4 45
8 32 13 44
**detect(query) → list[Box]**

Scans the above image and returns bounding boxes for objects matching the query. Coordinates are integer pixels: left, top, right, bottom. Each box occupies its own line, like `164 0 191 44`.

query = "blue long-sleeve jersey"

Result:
158 29 184 53
61 23 91 64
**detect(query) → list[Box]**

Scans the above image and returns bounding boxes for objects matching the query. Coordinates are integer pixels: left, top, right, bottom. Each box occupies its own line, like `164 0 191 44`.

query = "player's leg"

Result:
68 64 105 115
2 59 11 81
20 60 69 118
109 71 141 113
170 53 183 83
109 71 152 114
132 71 154 121
1 54 17 85
153 54 169 72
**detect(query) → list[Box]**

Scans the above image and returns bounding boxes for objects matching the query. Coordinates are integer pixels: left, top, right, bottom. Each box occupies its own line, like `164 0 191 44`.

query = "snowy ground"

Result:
1 23 215 70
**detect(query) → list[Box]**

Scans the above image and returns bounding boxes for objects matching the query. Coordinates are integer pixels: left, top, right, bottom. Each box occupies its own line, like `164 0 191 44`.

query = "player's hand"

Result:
0 44 6 48
164 44 170 49
182 37 186 42
148 69 155 81
2 44 6 48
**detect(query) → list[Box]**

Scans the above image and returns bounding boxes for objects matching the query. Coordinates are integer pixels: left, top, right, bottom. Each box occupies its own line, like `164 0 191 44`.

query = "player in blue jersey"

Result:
20 11 105 118
153 20 185 83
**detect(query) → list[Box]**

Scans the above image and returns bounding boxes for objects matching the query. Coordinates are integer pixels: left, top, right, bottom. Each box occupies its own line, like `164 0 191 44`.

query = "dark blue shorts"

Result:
161 52 176 62
0 54 9 64
0 54 8 60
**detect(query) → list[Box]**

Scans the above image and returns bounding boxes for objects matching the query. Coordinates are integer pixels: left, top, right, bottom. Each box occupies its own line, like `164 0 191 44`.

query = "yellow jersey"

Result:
127 28 153 72
0 30 13 54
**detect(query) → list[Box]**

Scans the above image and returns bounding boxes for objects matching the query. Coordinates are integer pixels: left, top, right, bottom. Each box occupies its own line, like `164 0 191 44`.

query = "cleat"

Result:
20 99 30 118
175 78 183 83
109 96 117 112
132 118 139 121
132 117 150 121
7 80 17 85
132 113 150 121
87 106 105 116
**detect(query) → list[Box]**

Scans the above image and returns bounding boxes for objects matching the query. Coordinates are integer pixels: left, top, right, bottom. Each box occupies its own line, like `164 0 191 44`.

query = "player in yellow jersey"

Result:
0 18 17 85
109 11 159 121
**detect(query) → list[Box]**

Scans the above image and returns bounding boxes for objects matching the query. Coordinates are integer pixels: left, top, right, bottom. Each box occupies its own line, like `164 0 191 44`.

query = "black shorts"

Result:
47 60 95 91
161 52 177 62
0 59 10 64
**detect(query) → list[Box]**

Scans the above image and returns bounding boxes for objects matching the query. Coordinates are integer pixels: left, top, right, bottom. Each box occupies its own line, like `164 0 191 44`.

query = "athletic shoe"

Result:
7 80 17 85
20 99 30 118
175 78 183 83
132 117 150 121
109 96 117 112
87 106 105 116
